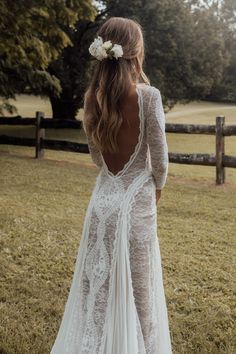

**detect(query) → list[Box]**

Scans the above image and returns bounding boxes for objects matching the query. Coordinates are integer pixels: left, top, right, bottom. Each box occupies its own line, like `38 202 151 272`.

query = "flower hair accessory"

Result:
89 36 123 61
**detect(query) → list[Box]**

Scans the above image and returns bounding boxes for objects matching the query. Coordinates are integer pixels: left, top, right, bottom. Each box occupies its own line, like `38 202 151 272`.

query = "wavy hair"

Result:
84 17 150 153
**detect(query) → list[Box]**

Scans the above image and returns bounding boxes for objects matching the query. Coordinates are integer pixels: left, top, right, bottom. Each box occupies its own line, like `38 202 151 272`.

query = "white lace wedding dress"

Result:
50 83 173 354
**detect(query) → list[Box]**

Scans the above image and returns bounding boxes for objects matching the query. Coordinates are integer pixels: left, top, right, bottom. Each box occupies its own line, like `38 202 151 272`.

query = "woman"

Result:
50 17 172 354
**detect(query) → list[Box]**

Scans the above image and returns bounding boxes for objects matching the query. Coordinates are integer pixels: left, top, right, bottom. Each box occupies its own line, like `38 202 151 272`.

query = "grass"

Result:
0 97 236 353
0 94 83 120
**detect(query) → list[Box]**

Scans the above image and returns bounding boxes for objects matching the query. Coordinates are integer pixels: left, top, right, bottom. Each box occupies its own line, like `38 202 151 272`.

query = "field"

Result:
0 95 236 354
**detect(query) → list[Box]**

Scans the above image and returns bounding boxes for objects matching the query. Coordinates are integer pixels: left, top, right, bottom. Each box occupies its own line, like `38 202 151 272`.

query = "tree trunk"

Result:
49 93 77 120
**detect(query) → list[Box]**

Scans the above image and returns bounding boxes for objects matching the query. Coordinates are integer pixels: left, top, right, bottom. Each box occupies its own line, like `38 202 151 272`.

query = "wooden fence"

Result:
0 112 236 185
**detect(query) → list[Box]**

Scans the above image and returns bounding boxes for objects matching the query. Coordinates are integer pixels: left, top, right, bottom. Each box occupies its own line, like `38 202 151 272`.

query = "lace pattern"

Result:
50 84 172 354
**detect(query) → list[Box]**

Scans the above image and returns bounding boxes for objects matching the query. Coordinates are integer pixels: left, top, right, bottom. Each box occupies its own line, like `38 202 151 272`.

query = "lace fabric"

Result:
50 83 172 354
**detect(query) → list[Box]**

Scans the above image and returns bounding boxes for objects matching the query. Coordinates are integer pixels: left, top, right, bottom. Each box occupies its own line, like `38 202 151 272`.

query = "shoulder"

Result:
137 83 161 100
137 84 162 113
137 82 160 92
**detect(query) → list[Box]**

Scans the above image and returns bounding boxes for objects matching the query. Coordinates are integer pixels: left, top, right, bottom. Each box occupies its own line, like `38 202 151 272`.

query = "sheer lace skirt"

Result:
50 171 172 354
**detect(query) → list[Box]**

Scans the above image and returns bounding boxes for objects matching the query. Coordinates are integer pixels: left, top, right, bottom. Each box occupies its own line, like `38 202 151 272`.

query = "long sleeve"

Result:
146 87 169 189
83 121 103 169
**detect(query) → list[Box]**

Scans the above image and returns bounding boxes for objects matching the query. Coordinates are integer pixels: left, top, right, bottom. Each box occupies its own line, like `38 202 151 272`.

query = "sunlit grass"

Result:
0 146 235 354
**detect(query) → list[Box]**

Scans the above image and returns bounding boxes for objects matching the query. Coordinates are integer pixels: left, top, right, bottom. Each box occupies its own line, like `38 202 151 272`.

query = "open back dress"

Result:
50 83 173 354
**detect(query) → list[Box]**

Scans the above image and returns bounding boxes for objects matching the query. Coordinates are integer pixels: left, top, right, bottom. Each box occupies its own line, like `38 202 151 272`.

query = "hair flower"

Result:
111 44 124 59
102 40 113 50
89 36 123 61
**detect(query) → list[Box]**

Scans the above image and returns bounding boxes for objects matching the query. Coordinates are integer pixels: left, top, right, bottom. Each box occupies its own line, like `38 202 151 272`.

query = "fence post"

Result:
35 111 45 158
215 116 225 185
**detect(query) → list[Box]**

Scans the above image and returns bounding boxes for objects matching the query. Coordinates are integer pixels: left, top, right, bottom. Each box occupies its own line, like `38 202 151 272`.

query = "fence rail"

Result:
0 115 82 129
0 112 236 185
165 122 236 136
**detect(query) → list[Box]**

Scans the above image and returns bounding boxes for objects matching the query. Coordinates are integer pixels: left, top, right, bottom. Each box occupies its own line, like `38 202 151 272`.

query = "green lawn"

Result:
0 97 236 354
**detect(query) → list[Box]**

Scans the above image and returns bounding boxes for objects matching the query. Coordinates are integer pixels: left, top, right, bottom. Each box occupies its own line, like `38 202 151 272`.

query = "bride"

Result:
50 16 173 354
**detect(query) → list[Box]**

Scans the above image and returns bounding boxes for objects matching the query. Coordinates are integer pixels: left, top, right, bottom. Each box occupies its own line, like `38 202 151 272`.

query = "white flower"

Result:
89 36 102 55
96 46 108 61
89 36 123 61
89 36 107 60
111 44 123 59
102 40 113 50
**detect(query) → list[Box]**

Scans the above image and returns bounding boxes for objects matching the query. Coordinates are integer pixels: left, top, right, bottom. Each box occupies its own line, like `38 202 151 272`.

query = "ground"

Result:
0 96 236 354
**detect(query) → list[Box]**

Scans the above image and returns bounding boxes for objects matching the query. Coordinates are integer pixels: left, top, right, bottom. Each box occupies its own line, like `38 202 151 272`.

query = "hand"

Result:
156 189 162 203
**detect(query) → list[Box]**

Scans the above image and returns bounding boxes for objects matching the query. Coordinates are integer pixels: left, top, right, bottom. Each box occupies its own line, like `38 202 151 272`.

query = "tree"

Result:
46 5 109 119
0 0 96 114
2 0 229 118
47 16 104 119
45 0 228 117
105 0 227 108
37 0 233 119
204 0 236 102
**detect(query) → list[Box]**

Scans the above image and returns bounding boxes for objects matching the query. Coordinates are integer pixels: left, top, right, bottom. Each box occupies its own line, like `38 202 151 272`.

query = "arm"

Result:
83 120 103 169
146 87 169 190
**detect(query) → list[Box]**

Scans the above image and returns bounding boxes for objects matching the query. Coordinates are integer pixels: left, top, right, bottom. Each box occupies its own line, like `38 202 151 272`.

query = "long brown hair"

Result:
84 17 150 153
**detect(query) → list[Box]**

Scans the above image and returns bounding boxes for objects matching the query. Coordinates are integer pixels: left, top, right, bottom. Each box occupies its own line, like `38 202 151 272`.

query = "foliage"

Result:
1 0 235 117
0 0 96 114
106 0 227 108
47 19 101 119
205 0 236 102
41 0 229 117
46 6 108 119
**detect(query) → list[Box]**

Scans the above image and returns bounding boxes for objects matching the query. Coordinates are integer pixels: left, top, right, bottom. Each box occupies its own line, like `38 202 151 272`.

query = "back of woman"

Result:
101 86 140 176
50 17 172 354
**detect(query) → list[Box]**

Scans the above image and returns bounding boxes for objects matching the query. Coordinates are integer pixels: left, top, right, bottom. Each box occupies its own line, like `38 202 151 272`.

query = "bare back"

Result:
85 83 169 190
101 86 140 176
